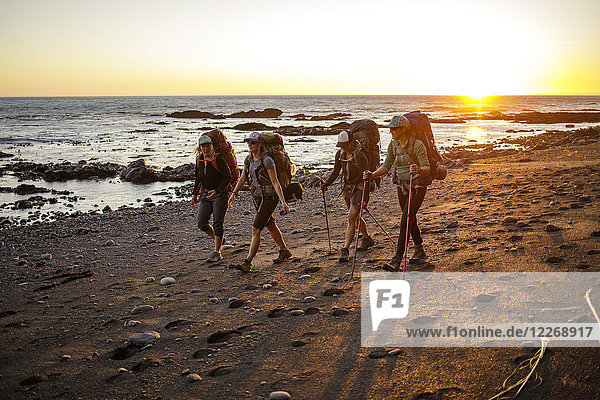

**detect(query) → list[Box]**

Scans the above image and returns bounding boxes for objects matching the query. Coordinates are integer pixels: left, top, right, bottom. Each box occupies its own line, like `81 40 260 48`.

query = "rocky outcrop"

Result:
167 108 283 119
120 160 158 184
233 123 276 131
228 108 283 118
156 164 195 182
276 122 350 136
1 161 122 181
166 111 226 119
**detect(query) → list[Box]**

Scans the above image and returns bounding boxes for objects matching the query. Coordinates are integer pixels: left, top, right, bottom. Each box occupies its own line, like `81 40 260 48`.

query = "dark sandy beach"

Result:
1 127 600 399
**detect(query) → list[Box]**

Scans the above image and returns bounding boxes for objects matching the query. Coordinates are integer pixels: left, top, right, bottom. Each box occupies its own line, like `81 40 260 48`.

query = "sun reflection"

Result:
465 126 488 143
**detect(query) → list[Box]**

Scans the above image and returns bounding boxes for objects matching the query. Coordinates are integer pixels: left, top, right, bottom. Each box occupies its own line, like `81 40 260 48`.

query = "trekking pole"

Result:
364 208 396 248
403 174 414 273
321 183 332 255
351 179 368 280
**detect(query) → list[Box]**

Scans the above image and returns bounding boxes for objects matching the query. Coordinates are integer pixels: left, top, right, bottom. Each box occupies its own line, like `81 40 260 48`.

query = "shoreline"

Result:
1 133 599 399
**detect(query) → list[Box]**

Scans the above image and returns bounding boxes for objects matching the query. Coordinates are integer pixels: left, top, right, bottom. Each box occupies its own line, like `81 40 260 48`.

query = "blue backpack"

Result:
402 111 446 185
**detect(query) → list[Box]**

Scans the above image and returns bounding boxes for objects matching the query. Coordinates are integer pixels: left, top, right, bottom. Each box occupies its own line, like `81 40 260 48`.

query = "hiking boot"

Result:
409 245 426 263
338 247 350 262
234 259 252 273
273 247 292 264
207 251 223 263
358 236 375 250
383 255 402 272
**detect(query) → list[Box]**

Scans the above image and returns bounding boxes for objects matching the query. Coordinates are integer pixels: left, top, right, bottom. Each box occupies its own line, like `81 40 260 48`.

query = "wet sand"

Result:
1 130 600 399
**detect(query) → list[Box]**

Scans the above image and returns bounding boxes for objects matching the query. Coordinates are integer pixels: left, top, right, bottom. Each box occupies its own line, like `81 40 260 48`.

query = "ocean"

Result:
1 95 599 223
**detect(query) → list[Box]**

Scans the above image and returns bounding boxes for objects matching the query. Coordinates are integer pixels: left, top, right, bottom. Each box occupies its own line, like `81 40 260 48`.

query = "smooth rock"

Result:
446 221 459 229
263 284 273 290
270 391 291 400
302 296 316 303
160 277 176 285
145 277 156 283
299 274 311 280
125 320 142 327
131 305 154 314
60 354 72 362
127 331 160 346
290 309 305 316
221 244 234 251
40 254 52 261
545 224 561 232
502 216 518 224
186 373 203 382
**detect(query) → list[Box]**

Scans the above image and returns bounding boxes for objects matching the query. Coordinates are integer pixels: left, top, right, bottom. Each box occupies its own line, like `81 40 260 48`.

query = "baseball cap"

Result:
384 115 410 129
198 136 212 146
336 131 352 147
244 132 264 143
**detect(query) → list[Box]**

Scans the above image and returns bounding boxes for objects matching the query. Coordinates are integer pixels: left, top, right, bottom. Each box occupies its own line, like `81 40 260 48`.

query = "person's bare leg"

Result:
247 227 262 262
266 222 286 249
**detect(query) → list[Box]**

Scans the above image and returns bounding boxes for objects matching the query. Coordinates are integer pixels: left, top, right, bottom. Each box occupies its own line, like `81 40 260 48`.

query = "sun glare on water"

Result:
465 126 488 143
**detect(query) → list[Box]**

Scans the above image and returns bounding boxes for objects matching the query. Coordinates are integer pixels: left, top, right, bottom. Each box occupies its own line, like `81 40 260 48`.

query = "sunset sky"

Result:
1 0 599 96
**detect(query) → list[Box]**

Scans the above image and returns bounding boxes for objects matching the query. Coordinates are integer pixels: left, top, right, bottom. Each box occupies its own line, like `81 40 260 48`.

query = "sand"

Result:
1 131 600 399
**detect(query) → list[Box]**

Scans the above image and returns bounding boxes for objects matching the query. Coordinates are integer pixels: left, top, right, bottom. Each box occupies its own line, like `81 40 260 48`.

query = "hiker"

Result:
191 135 232 262
363 115 430 270
320 130 375 262
228 132 292 272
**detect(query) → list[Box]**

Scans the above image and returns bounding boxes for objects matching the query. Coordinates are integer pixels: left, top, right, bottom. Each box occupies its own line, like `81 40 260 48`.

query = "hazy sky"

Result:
1 0 599 96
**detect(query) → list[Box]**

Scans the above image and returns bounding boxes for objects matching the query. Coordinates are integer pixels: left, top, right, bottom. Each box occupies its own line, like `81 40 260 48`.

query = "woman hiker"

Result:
320 130 375 263
363 115 429 271
228 132 292 272
191 135 232 262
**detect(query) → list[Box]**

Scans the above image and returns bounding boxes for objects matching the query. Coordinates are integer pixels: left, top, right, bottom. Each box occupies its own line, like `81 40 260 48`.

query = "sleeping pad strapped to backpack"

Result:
402 111 446 186
201 129 240 192
348 119 381 189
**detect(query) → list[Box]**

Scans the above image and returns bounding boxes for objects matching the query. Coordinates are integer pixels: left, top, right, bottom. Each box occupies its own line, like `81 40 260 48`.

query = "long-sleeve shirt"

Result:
382 138 430 183
324 149 369 188
194 154 231 194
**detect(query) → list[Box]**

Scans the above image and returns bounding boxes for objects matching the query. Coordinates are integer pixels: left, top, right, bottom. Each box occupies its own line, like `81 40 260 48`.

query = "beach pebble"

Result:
60 354 72 362
127 331 160 346
40 254 52 261
263 284 273 290
546 256 564 264
186 373 203 382
270 391 291 400
190 288 201 293
277 291 284 296
131 305 154 314
502 216 518 224
118 368 129 374
160 277 176 285
483 220 497 226
299 274 311 280
387 349 404 357
145 277 156 283
579 195 591 202
209 297 219 304
229 299 245 308
102 240 115 247
302 296 316 303
290 309 305 316
545 224 561 232
221 244 234 251
125 320 142 327
516 221 529 227
446 221 459 229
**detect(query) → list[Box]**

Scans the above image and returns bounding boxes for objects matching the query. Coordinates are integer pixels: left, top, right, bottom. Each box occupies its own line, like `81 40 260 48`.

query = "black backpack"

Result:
348 119 381 188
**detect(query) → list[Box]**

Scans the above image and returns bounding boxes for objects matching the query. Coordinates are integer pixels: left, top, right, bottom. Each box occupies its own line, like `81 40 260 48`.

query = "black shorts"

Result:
252 195 278 230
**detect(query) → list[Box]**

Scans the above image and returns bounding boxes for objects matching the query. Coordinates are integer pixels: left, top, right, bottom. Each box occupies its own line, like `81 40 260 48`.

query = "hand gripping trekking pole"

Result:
403 174 414 273
351 179 368 280
321 183 332 255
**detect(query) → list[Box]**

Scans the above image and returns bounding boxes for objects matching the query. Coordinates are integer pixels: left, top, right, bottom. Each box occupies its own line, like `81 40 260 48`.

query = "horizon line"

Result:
2 93 600 98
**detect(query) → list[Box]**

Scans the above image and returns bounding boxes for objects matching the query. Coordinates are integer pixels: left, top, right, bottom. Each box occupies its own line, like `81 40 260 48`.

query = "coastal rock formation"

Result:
1 161 122 181
166 111 226 119
120 159 158 184
228 108 283 118
233 122 276 131
167 108 283 119
156 164 195 182
276 122 350 136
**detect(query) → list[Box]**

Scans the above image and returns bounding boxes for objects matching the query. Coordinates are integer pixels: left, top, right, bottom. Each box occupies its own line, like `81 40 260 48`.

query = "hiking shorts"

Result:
343 186 370 209
252 195 278 230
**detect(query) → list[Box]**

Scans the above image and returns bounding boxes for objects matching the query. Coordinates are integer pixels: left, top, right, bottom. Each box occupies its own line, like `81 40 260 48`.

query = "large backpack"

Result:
250 132 303 202
348 119 381 188
201 129 240 192
403 111 446 186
